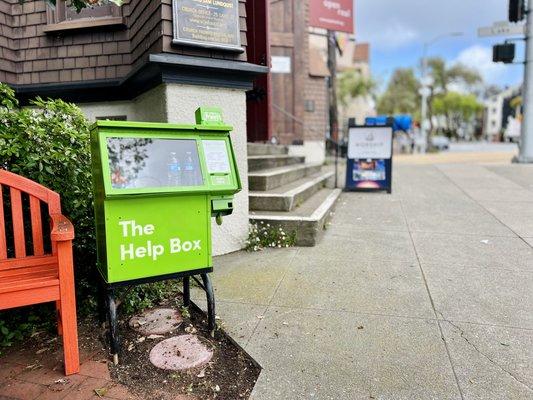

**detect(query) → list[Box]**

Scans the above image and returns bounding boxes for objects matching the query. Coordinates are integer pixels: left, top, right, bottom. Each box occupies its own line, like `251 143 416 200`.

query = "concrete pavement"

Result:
195 156 533 399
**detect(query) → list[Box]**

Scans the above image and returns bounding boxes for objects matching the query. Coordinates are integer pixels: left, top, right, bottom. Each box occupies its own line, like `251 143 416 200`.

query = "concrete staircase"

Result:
247 143 341 246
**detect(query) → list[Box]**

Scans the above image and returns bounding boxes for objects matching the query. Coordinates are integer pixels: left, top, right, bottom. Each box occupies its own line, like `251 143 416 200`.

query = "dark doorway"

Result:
246 0 272 143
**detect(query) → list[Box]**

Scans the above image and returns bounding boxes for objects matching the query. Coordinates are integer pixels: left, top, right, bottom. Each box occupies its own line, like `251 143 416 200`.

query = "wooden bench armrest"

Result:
50 214 75 242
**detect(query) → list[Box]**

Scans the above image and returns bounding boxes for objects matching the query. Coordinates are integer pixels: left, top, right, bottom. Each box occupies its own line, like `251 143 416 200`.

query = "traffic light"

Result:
493 43 516 64
509 0 526 23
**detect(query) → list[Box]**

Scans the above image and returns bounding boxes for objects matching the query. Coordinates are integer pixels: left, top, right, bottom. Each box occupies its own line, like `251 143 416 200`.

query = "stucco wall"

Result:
78 85 167 123
164 84 249 256
79 84 249 256
289 140 326 164
78 101 136 122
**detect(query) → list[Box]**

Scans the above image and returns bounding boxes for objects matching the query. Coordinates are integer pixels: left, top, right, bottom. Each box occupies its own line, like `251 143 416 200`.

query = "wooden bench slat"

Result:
0 264 57 279
0 276 59 291
0 264 57 280
10 188 26 258
30 196 44 256
0 255 58 270
0 286 60 310
0 273 58 287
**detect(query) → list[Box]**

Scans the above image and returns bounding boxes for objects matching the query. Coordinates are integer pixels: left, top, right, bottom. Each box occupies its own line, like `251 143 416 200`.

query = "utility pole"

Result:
327 30 339 187
517 3 533 162
420 46 430 154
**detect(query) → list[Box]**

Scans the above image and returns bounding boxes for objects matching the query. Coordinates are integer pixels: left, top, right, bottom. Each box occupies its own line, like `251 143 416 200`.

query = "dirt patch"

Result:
1 294 261 400
109 296 260 400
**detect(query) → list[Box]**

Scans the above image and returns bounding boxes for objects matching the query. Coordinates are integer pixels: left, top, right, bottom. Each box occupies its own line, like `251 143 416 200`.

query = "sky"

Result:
355 0 525 91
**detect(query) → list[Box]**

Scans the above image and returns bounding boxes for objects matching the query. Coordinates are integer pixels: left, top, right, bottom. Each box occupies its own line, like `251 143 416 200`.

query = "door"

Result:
246 0 272 143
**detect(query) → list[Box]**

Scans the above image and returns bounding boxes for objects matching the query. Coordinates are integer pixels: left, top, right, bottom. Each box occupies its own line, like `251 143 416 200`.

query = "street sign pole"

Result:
517 8 533 162
420 45 430 154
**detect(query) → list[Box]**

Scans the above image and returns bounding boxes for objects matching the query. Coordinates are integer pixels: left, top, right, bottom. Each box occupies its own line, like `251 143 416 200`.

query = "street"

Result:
195 149 533 399
448 142 519 153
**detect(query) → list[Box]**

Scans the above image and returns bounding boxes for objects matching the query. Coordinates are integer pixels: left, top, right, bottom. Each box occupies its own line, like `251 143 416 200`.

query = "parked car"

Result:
431 136 450 151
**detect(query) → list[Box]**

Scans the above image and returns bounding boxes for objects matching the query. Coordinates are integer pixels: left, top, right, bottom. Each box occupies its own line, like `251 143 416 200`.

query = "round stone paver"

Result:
149 335 213 371
129 308 183 336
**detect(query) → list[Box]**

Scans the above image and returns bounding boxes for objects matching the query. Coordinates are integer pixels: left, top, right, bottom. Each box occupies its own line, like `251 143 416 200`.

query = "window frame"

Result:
44 0 125 33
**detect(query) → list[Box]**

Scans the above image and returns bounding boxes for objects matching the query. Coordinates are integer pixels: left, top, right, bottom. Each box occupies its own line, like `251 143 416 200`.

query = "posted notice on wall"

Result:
202 140 231 173
172 0 242 51
348 126 393 160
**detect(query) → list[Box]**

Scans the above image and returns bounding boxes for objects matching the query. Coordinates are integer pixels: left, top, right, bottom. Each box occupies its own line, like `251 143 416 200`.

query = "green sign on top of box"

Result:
91 108 241 284
172 0 243 52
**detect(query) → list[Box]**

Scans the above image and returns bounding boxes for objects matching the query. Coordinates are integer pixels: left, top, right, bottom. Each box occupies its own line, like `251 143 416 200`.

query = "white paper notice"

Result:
348 127 393 159
202 140 231 173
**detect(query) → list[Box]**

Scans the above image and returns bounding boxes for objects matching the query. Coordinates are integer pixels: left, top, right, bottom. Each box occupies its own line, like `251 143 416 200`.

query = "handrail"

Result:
272 104 340 188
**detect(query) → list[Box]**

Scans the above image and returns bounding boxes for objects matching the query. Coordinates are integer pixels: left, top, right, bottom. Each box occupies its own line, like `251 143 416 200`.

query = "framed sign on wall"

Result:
172 0 244 52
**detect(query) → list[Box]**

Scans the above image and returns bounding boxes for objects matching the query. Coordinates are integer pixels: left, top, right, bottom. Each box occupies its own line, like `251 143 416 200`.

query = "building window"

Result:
45 1 124 33
96 115 128 121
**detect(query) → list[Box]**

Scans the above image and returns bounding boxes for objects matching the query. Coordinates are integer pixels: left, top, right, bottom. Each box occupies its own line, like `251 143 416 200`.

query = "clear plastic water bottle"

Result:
182 151 195 186
167 152 181 186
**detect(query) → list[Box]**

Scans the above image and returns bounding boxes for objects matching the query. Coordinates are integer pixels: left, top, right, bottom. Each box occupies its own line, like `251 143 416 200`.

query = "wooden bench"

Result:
0 170 79 375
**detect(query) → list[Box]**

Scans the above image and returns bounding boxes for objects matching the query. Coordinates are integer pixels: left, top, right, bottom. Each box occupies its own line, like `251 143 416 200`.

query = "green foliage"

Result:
0 83 95 268
119 281 180 315
432 92 484 135
43 0 123 13
510 95 522 110
245 222 296 252
337 71 375 107
0 307 54 354
377 68 420 115
426 58 482 93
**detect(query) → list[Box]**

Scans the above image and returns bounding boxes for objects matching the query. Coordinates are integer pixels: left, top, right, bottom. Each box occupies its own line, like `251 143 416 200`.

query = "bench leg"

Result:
57 241 80 376
183 276 190 308
106 289 120 365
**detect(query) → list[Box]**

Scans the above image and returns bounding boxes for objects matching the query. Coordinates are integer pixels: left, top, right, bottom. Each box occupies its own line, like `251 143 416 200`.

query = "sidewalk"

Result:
196 158 533 399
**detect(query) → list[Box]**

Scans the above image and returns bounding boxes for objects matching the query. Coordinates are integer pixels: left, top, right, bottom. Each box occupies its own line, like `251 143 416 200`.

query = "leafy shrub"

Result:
245 222 296 251
0 83 95 266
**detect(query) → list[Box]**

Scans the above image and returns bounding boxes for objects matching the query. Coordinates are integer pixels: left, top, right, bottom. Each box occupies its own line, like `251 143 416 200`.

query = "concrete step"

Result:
248 155 305 172
248 143 289 156
249 171 335 211
248 163 322 191
250 188 342 247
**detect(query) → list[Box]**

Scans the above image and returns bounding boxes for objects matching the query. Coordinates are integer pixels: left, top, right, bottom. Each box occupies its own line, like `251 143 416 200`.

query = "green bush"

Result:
0 83 95 277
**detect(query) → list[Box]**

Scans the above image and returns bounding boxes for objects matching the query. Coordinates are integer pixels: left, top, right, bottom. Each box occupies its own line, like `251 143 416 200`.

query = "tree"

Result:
44 0 122 12
426 58 481 93
377 68 420 115
337 70 375 107
425 57 482 133
432 91 483 137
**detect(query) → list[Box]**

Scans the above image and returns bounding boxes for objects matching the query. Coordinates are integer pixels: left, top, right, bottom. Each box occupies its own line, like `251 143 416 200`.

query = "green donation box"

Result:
91 108 241 285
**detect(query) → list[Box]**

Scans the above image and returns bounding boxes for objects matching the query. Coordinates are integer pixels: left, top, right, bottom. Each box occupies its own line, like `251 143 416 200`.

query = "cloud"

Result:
363 21 419 50
356 0 507 51
453 45 507 83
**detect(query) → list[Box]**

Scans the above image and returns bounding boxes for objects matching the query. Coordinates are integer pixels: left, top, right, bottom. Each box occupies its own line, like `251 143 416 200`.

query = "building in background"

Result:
268 0 329 163
336 41 375 137
483 86 521 142
0 0 270 256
